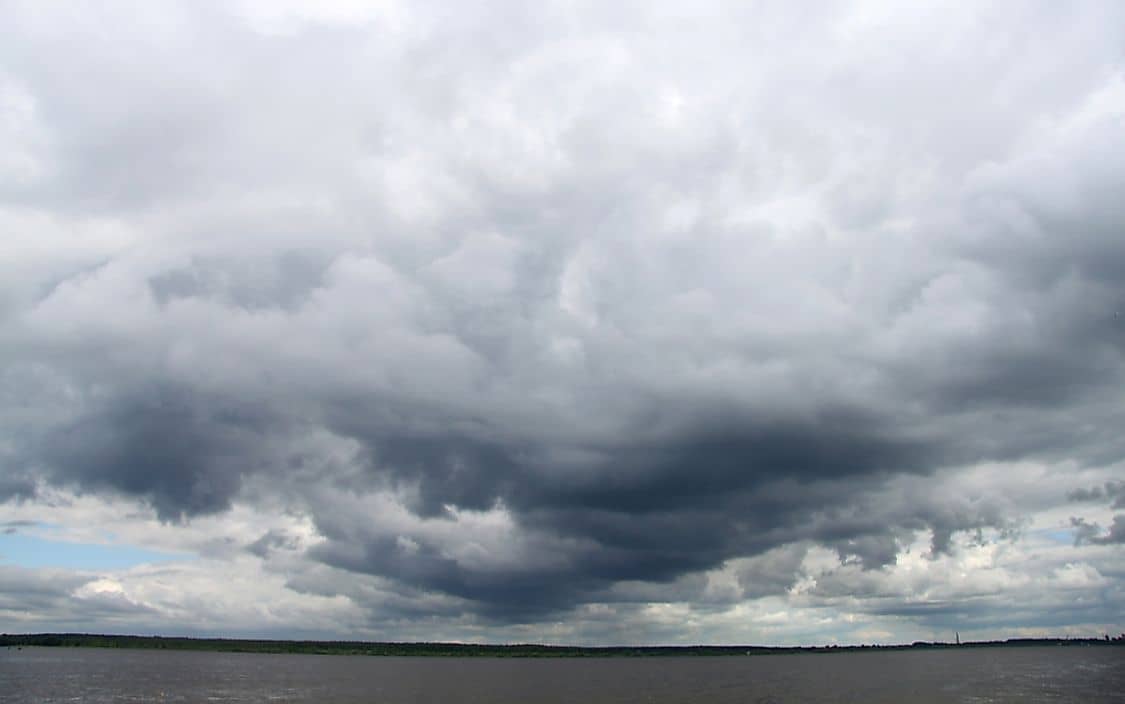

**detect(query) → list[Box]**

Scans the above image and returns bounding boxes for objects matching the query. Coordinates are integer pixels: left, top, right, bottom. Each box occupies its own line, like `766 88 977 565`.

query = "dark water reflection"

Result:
2 646 1122 703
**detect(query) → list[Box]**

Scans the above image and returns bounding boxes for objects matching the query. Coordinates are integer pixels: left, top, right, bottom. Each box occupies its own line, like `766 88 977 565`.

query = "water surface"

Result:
2 645 1122 703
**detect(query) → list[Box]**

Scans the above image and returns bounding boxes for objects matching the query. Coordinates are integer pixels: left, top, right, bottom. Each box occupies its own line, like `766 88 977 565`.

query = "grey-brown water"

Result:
2 646 1122 703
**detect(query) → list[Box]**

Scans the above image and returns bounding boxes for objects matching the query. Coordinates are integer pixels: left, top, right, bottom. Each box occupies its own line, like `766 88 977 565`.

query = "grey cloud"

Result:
1098 516 1125 545
1069 486 1106 502
0 566 87 593
732 544 810 600
1072 516 1125 546
0 566 93 617
247 529 301 558
1068 481 1125 509
1 520 38 535
2 1 1124 639
842 596 1121 634
0 566 161 633
148 251 334 312
0 465 36 504
800 551 1124 636
829 534 900 571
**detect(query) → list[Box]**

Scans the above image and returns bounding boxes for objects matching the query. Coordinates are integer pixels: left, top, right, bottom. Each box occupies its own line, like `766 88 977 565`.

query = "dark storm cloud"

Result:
33 386 286 522
322 401 938 514
299 422 1021 620
325 422 525 518
2 1 1124 636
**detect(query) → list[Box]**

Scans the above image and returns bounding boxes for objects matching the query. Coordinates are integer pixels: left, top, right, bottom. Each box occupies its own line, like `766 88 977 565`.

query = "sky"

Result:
1 0 1124 646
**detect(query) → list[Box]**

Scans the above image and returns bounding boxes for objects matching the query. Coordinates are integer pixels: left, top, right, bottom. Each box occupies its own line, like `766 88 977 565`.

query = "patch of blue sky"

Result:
1028 528 1077 545
0 528 188 570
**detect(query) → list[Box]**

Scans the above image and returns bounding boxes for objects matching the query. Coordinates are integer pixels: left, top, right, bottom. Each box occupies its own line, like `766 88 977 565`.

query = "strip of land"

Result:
2 633 1122 657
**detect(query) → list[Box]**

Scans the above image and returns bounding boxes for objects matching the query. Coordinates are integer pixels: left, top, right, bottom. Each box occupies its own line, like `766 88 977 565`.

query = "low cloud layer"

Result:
2 1 1124 643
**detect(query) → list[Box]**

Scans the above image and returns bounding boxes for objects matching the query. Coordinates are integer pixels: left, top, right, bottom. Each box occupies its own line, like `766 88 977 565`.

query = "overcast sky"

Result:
2 0 1124 646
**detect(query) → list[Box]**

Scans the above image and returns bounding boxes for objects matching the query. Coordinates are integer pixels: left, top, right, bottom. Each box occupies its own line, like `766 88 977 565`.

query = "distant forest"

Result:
2 633 1122 657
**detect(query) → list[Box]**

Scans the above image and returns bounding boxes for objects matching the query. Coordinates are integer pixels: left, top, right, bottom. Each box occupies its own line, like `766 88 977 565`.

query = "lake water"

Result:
1 645 1122 702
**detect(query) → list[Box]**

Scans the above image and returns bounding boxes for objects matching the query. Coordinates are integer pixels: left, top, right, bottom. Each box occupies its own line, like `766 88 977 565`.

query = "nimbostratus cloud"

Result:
1 1 1123 642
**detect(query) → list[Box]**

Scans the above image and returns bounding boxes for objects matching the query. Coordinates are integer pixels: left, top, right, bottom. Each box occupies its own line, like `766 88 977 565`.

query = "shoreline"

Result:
3 633 1122 657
